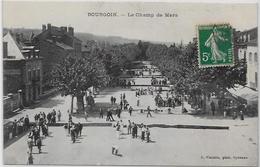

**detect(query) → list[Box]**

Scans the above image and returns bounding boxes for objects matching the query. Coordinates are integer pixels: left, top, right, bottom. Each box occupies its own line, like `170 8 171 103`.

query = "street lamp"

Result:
17 89 23 109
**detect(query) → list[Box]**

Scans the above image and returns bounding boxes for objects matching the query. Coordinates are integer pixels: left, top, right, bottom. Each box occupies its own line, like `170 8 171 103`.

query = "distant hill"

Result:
3 27 175 46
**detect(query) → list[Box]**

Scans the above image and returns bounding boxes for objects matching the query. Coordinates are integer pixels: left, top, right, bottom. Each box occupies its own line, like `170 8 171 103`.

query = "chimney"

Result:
42 24 46 32
3 42 8 58
60 26 67 33
47 23 51 30
52 35 56 43
68 27 74 36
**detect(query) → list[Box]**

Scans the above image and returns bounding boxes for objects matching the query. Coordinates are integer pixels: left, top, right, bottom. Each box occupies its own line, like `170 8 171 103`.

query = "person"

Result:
127 120 132 134
12 120 17 138
240 110 244 120
57 110 61 122
133 123 138 138
99 108 104 119
27 151 33 165
168 108 172 114
123 93 126 100
147 106 152 117
47 112 51 124
129 106 133 116
111 96 114 105
106 110 110 121
116 121 121 139
120 100 123 110
146 127 150 143
27 137 33 154
71 126 76 143
24 115 30 130
141 124 145 141
113 97 116 104
78 122 83 136
210 101 216 116
36 137 42 153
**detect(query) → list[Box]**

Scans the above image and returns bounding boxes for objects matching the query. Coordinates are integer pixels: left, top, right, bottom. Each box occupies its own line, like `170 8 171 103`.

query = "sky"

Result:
2 1 258 43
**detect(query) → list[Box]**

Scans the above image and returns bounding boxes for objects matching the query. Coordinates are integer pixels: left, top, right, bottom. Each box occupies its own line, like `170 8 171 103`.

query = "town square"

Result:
2 2 258 166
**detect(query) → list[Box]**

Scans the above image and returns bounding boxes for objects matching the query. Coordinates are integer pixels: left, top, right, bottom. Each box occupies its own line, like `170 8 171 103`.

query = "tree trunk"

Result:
76 95 84 113
71 95 74 114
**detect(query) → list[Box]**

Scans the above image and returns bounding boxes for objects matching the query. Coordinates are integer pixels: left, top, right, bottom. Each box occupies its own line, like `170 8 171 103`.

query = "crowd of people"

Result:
151 77 168 86
9 115 30 139
65 120 83 143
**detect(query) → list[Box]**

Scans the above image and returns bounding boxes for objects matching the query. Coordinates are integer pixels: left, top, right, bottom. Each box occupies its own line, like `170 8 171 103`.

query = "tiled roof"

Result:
3 32 25 60
46 39 74 50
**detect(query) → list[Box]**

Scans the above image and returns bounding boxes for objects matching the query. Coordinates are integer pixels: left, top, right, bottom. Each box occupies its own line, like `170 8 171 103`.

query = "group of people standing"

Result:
66 120 83 143
114 120 151 143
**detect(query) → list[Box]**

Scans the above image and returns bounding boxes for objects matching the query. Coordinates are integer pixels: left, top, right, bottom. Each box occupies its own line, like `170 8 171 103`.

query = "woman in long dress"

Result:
205 26 228 63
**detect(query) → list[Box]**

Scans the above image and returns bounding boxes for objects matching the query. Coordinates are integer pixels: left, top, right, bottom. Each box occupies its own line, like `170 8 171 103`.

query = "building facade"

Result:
3 32 43 106
33 23 82 91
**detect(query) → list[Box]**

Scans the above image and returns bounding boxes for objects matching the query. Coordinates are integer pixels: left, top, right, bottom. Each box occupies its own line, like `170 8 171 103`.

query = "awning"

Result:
228 85 258 104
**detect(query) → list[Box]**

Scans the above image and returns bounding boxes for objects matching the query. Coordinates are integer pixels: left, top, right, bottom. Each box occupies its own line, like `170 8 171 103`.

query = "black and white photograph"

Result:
1 1 259 166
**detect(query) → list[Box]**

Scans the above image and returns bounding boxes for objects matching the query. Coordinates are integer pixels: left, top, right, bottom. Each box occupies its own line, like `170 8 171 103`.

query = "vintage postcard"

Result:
2 1 258 166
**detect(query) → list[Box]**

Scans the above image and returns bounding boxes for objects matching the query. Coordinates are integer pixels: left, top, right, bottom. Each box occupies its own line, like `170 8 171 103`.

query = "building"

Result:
33 23 82 91
3 32 43 106
235 27 258 90
235 27 258 61
246 39 258 90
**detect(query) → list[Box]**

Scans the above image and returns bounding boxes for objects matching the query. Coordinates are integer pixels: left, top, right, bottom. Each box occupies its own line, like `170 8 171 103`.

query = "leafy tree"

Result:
52 54 109 113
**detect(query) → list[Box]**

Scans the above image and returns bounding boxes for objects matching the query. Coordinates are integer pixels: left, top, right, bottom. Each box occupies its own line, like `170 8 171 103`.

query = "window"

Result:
255 72 258 87
254 53 258 63
249 52 253 63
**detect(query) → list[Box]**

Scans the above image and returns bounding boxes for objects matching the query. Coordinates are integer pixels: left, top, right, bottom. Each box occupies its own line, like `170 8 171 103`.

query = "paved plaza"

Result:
4 124 258 166
4 87 258 166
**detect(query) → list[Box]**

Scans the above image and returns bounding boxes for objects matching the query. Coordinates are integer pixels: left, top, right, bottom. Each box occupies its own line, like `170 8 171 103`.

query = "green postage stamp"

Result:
197 24 234 68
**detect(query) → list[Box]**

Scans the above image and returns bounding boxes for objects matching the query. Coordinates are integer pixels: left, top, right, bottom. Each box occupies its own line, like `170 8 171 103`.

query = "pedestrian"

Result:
129 106 133 116
210 101 215 116
113 97 116 104
109 110 115 121
27 151 33 165
36 137 42 153
141 124 145 141
99 108 104 118
137 98 140 107
78 122 83 136
123 93 126 100
68 121 72 134
106 109 110 121
120 100 123 110
147 106 152 117
116 121 121 139
146 127 150 143
127 120 132 134
240 110 244 120
24 115 30 130
111 96 114 105
134 124 138 138
71 126 76 143
27 137 33 154
57 110 61 122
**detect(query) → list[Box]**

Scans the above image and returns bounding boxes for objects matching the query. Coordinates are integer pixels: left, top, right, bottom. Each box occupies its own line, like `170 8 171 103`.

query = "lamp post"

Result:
17 89 23 109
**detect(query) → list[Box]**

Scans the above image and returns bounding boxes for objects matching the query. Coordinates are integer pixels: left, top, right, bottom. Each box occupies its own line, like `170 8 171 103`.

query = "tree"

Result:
52 54 109 113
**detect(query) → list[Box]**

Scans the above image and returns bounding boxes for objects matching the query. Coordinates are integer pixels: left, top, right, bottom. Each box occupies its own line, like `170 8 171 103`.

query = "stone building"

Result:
3 32 43 106
33 23 82 91
235 27 258 90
